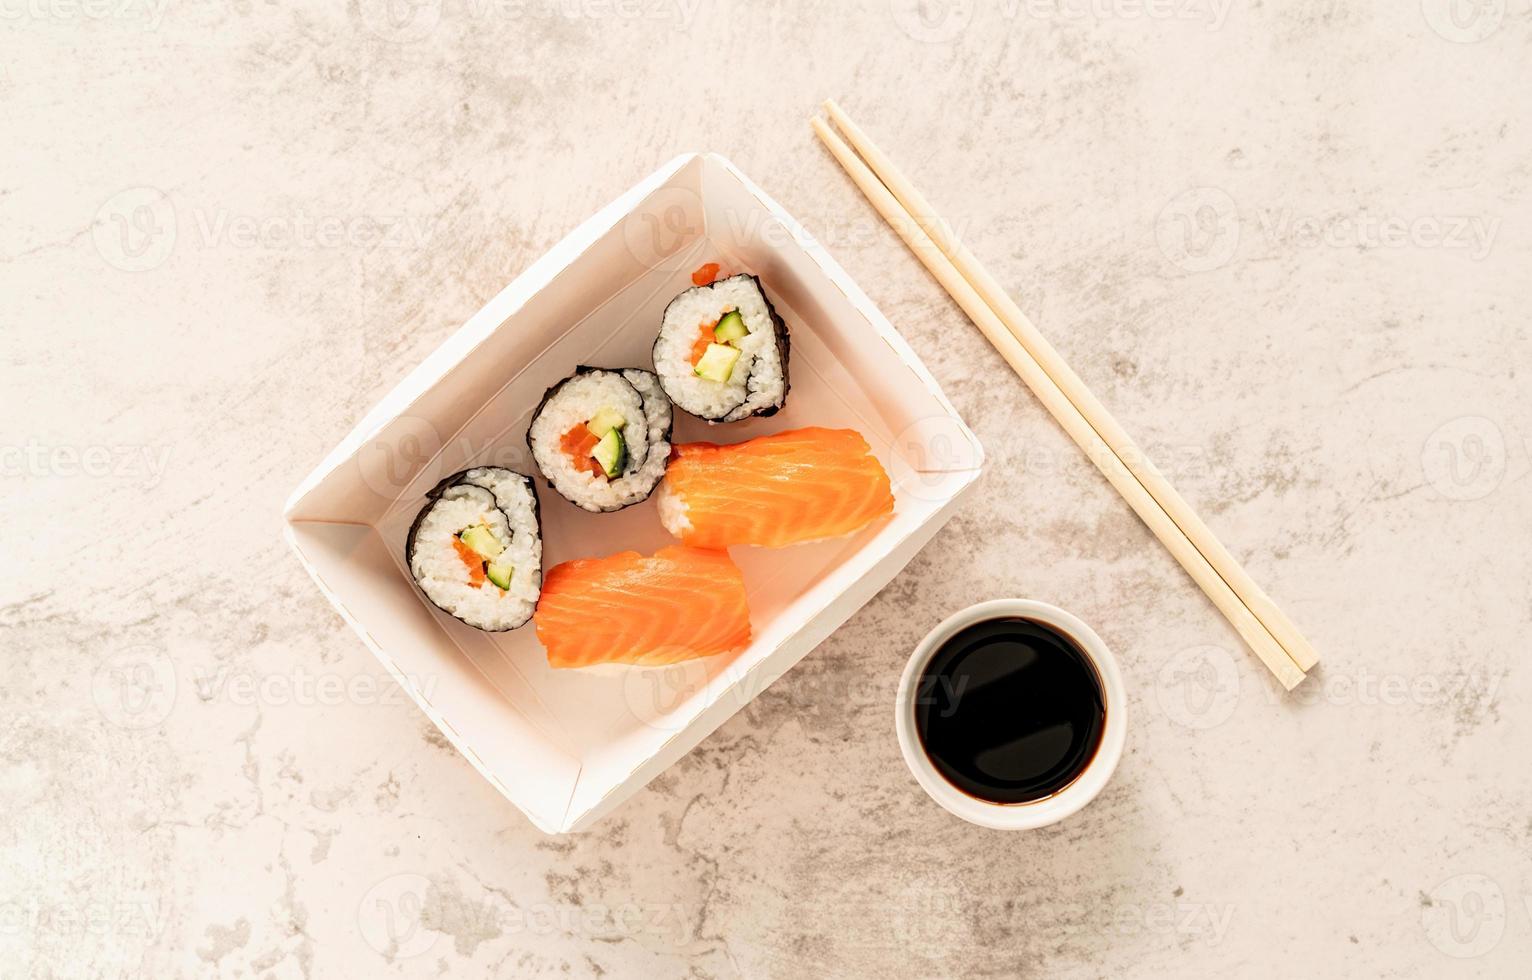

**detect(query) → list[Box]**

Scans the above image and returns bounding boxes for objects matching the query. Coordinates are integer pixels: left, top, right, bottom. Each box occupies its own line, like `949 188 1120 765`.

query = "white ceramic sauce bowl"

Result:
894 598 1128 830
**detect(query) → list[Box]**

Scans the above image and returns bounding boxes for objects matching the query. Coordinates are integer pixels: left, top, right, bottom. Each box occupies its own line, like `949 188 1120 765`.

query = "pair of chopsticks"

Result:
812 101 1317 690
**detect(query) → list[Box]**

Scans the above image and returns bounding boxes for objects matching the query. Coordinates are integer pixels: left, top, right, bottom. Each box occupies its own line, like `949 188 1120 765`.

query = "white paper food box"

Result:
284 154 984 833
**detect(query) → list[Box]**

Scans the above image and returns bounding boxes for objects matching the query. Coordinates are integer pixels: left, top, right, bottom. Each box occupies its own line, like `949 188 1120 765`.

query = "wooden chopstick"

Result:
811 112 1310 690
820 101 1319 675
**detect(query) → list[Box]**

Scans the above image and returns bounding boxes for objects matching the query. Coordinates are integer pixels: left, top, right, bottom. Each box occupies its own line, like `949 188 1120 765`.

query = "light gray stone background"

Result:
4 1 1529 976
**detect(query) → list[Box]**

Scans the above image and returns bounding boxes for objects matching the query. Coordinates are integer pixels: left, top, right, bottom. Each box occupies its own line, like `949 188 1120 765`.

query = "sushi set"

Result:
405 263 897 668
289 109 1319 834
292 107 1323 833
285 153 983 833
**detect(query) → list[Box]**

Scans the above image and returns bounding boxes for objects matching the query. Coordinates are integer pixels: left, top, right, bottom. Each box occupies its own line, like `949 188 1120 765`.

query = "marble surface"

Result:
4 2 1531 977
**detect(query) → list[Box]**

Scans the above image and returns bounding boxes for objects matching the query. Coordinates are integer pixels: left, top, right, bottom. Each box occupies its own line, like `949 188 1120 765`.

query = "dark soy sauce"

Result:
915 617 1106 805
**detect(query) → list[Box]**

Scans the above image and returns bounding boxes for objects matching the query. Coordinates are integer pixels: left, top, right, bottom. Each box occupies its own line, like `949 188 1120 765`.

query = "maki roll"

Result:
527 367 673 512
406 467 543 632
652 273 789 422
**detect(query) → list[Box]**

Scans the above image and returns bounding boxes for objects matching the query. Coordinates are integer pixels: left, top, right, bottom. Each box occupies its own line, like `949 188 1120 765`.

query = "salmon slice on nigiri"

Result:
534 545 751 669
656 426 894 549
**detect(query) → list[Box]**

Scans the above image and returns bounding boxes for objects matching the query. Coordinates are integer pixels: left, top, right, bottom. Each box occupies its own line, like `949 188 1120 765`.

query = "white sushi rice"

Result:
408 473 541 631
653 478 690 537
528 368 672 512
458 467 541 603
654 275 785 422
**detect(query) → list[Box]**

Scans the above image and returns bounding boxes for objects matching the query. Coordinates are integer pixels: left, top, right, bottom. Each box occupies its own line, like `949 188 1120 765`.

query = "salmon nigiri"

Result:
656 427 894 549
534 545 751 668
